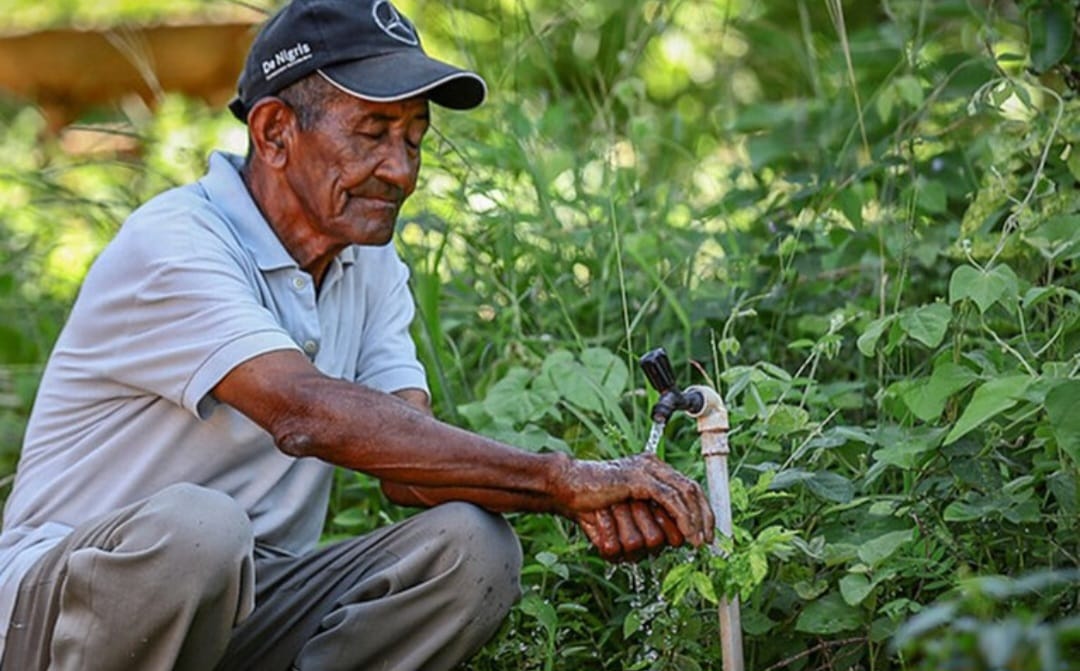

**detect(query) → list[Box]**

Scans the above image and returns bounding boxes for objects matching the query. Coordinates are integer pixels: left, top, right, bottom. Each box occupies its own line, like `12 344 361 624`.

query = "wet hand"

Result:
576 501 687 562
557 453 714 557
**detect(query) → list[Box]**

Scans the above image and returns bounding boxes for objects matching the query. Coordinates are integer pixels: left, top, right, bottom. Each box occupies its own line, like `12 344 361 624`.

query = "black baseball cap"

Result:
228 0 487 121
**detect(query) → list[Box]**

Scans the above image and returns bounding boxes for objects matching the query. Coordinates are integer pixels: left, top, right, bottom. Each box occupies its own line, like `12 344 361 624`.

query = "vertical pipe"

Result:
687 385 744 671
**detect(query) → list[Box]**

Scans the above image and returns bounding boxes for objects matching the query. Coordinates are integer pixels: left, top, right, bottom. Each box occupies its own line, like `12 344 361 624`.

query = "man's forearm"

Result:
380 480 558 513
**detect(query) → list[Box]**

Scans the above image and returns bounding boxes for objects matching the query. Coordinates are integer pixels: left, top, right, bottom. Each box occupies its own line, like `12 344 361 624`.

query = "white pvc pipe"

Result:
687 385 744 671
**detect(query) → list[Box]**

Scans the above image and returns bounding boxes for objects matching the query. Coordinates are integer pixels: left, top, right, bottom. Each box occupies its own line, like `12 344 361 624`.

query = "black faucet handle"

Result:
640 348 678 393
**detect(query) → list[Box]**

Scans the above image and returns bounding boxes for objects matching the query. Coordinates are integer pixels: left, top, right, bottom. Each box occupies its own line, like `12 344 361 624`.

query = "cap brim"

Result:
319 51 486 110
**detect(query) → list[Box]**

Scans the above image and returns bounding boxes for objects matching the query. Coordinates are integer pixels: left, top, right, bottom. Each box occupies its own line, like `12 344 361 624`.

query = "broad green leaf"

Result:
943 494 1008 521
943 375 1033 445
899 303 951 348
519 594 558 634
858 315 895 356
580 347 629 397
949 264 1019 313
740 607 777 636
1028 1 1075 72
872 432 942 470
857 529 913 567
765 403 810 436
899 362 978 421
542 350 603 412
807 471 854 503
1045 380 1080 464
839 573 873 606
691 570 719 605
794 579 829 600
1023 214 1080 260
768 468 814 491
623 609 642 638
482 367 538 424
795 592 862 634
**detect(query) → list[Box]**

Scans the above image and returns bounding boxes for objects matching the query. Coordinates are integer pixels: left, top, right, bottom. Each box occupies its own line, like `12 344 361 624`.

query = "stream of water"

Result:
643 420 665 454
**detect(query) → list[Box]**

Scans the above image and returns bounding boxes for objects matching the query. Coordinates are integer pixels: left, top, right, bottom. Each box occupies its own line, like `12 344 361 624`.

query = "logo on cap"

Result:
372 0 418 46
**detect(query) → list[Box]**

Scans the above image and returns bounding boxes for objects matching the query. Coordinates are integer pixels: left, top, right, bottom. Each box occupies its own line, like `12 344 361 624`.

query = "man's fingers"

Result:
641 456 708 547
611 502 645 556
629 501 666 550
648 502 685 547
578 509 622 560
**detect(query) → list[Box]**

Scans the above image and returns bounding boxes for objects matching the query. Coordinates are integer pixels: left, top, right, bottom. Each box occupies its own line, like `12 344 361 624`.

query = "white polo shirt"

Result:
0 152 429 656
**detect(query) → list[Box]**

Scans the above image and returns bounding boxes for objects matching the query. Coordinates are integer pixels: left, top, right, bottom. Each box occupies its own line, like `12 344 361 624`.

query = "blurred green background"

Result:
1 0 1078 668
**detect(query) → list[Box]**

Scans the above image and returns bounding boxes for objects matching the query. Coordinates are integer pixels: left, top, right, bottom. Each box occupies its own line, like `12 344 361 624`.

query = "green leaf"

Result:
899 362 978 421
765 403 810 436
623 609 642 638
519 594 558 634
949 264 1020 313
839 573 873 606
1024 214 1080 261
943 494 1009 521
580 347 629 397
542 350 602 412
857 529 913 567
944 375 1033 445
899 303 951 348
796 592 862 634
1028 1 1075 73
858 315 895 356
895 75 925 108
1045 380 1080 464
872 430 944 470
691 570 719 605
482 367 538 425
331 507 371 528
807 471 855 503
916 179 947 214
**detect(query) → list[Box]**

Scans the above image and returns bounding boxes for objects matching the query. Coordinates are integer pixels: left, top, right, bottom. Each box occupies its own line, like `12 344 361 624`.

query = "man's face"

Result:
285 91 429 248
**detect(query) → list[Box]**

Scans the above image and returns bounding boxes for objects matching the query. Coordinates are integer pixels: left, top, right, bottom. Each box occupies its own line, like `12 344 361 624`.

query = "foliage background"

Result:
1 0 1078 669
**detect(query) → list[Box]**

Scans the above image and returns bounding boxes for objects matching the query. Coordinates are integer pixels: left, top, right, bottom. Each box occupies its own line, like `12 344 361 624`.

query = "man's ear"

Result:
246 97 296 169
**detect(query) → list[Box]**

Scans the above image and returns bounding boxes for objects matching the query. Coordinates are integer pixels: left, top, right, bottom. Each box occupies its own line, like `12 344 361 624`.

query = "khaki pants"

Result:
2 483 522 671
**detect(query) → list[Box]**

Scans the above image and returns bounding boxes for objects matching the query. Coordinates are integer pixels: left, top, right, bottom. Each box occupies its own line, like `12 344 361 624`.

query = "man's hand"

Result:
575 501 689 562
555 454 715 560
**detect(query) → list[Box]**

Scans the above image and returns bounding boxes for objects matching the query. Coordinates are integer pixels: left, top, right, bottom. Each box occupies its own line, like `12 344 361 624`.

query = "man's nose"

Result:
374 138 418 192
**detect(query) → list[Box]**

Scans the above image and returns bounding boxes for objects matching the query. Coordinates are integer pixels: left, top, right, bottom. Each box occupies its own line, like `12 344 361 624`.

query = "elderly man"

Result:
0 0 714 669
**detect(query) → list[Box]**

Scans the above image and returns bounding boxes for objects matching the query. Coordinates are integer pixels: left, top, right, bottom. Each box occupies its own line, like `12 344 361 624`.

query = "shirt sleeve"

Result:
69 202 301 419
352 245 429 395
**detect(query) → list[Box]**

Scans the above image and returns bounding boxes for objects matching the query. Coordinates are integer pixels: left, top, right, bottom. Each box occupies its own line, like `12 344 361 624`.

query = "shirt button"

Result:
292 276 307 290
303 340 318 354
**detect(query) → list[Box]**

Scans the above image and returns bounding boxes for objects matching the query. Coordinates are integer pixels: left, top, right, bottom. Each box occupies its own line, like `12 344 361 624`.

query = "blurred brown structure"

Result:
0 16 263 133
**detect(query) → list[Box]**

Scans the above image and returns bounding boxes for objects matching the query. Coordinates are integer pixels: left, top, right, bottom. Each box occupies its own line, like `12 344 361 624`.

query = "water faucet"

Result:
639 348 705 422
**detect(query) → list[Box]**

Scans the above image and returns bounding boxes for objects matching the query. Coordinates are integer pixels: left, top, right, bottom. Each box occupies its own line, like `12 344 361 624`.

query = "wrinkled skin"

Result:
222 80 714 562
